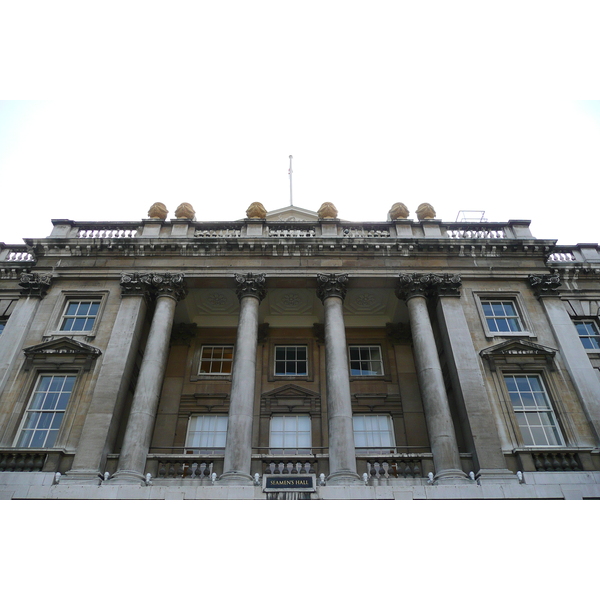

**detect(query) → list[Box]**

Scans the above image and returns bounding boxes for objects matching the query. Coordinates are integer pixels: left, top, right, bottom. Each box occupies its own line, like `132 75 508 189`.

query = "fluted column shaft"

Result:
111 274 186 484
317 274 361 485
221 273 266 485
398 274 467 481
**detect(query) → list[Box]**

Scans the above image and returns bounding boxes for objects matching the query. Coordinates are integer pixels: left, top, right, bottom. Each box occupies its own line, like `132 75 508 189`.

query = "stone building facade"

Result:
1 201 599 500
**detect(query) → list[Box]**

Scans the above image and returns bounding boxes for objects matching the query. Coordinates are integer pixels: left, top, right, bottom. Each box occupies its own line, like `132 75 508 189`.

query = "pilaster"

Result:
529 273 600 443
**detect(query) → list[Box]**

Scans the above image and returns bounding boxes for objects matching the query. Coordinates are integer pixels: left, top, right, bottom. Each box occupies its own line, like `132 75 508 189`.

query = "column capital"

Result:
19 272 52 297
316 273 349 303
235 273 266 302
528 273 561 297
120 272 155 300
151 273 187 301
396 273 462 301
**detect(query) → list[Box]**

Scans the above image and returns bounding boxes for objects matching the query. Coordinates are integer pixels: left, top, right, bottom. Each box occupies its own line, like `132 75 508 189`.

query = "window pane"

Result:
15 375 75 448
199 346 234 375
349 346 384 376
504 374 563 447
353 414 394 449
274 346 308 376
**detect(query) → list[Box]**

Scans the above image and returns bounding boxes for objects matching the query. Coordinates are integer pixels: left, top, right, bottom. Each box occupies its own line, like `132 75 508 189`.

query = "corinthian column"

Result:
220 273 266 485
397 273 468 482
110 273 187 484
317 273 361 485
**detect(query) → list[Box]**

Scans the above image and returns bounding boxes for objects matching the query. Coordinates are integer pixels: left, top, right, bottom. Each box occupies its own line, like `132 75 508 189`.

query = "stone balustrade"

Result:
42 219 541 243
148 455 219 480
546 244 600 265
0 450 48 472
0 244 35 263
532 451 582 472
444 225 506 239
262 460 318 476
77 227 138 239
365 458 423 483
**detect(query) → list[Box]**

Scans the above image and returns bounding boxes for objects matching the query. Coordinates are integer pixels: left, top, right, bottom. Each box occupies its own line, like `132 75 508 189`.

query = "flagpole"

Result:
288 155 293 206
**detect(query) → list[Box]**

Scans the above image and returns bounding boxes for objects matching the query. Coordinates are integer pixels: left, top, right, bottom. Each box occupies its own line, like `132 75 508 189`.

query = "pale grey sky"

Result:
1 4 599 249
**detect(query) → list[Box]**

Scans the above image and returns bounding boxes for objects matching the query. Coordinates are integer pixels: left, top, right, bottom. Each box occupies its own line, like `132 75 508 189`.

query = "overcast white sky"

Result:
1 3 600 247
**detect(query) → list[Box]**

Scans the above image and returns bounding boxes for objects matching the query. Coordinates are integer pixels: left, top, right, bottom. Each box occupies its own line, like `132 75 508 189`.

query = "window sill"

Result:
190 374 232 382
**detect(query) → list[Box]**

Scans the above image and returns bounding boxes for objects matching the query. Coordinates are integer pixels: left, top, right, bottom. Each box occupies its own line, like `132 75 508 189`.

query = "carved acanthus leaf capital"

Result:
435 273 462 297
19 272 52 297
528 273 561 297
235 273 267 302
152 273 188 301
396 273 462 301
120 272 154 299
316 273 349 303
121 272 187 301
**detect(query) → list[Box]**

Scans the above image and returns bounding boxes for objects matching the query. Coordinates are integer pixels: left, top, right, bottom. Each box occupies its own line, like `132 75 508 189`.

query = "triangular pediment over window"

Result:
23 337 101 371
261 384 321 414
480 339 557 371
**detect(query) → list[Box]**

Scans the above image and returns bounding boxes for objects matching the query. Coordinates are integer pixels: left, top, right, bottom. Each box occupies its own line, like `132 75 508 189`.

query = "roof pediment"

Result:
265 206 319 222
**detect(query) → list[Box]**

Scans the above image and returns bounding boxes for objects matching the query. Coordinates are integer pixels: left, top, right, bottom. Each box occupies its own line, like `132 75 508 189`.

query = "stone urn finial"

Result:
317 202 338 219
174 203 196 220
246 202 267 219
416 203 436 221
388 202 410 220
148 202 168 220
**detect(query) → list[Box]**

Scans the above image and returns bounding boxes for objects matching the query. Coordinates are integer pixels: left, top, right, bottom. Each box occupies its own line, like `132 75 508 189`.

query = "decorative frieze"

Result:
528 273 561 297
18 272 52 297
316 273 349 302
234 273 267 302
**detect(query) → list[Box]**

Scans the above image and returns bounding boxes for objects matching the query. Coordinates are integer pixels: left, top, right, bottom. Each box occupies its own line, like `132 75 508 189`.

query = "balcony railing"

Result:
532 451 581 471
0 450 48 472
0 245 35 263
41 219 541 243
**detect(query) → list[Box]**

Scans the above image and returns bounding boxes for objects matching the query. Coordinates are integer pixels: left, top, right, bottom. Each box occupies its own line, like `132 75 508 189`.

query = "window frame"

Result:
273 345 309 377
269 414 312 455
13 372 78 449
197 344 235 377
352 414 396 453
45 291 108 339
348 345 385 377
573 319 600 351
502 372 565 448
474 292 534 338
185 414 228 455
59 299 102 333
